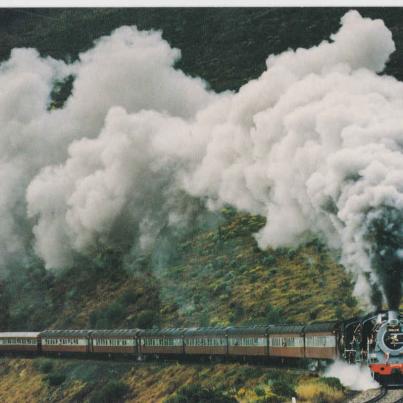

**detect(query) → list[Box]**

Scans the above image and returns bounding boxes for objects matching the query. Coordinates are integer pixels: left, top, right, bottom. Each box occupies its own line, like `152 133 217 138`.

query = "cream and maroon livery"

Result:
41 330 90 353
91 329 139 354
0 332 39 352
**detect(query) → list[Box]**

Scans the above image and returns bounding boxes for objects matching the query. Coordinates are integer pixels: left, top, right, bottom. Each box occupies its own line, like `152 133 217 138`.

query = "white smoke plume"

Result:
0 11 401 308
324 360 379 391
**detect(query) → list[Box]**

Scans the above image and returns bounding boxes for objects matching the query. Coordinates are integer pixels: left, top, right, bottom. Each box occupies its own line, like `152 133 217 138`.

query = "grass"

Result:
0 358 330 403
296 378 345 403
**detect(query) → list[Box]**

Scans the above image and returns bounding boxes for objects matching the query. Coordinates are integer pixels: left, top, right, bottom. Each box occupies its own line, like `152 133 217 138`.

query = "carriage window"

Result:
306 335 335 348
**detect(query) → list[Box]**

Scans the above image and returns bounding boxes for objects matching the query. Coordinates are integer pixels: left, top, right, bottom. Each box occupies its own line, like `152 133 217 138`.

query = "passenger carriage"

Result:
0 332 39 353
227 326 268 357
183 327 228 356
268 325 305 358
41 330 90 354
91 329 139 355
304 322 339 360
140 328 185 356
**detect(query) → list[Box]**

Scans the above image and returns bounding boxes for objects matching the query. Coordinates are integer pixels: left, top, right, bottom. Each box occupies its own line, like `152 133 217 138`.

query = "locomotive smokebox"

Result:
388 310 400 325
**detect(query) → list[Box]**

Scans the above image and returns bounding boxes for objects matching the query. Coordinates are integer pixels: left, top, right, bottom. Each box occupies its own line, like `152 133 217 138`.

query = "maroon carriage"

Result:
183 327 228 356
40 330 90 354
0 332 39 353
304 322 339 359
139 328 185 356
227 326 268 357
90 329 139 355
268 325 305 358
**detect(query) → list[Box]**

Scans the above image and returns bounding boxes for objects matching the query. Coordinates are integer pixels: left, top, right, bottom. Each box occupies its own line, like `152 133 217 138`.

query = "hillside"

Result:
0 358 348 402
159 209 360 327
1 208 360 332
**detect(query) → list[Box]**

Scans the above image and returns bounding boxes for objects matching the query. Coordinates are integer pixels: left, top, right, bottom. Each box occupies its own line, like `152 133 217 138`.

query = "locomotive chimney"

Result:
387 310 399 325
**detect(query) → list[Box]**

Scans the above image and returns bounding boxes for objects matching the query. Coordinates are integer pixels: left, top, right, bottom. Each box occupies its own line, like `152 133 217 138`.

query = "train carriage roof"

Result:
226 326 268 335
0 332 40 338
268 324 305 334
304 321 339 333
91 329 141 337
184 327 229 336
139 328 187 337
40 330 91 337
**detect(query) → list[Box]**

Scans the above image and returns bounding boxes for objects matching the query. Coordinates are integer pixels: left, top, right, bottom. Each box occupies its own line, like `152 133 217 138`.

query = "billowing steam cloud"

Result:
0 11 402 308
325 360 379 391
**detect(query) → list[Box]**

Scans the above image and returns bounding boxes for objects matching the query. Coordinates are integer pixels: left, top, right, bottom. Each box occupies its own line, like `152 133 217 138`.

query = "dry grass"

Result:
0 359 48 403
296 381 344 402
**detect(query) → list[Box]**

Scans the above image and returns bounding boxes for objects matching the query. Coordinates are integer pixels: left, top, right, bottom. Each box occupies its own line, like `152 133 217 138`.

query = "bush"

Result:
38 359 53 374
270 380 295 398
89 302 128 328
45 372 66 387
254 386 265 397
89 380 129 403
136 309 156 328
319 377 343 390
165 383 236 403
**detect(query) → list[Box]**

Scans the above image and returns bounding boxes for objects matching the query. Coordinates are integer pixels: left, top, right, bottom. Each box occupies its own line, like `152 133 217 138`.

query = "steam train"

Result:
0 310 401 385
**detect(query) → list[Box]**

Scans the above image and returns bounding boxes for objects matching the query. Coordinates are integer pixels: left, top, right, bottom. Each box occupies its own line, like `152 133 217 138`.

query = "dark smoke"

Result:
366 207 403 309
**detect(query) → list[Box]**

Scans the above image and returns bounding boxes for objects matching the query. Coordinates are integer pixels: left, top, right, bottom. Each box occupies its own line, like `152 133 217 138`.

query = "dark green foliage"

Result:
319 377 344 390
136 309 157 328
36 359 53 374
165 383 236 403
45 372 66 387
89 380 129 403
49 75 74 109
254 386 265 396
89 291 158 329
0 281 10 331
2 8 403 95
270 379 295 398
89 302 127 329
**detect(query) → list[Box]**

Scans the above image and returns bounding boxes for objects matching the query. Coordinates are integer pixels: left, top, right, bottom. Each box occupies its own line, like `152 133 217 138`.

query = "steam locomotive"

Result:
0 310 401 385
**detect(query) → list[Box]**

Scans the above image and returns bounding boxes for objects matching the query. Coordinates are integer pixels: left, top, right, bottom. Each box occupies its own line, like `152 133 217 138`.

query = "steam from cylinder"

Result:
0 11 401 309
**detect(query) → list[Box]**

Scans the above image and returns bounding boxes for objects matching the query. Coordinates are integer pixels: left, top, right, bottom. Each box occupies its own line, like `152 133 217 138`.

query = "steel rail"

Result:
363 387 388 403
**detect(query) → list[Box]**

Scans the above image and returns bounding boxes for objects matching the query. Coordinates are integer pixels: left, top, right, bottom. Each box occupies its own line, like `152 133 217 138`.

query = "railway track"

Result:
361 387 403 403
363 387 388 403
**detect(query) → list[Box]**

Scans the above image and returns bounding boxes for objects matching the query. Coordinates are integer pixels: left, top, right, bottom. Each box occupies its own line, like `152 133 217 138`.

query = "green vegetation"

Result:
0 358 345 402
45 372 66 387
2 250 161 331
1 8 403 93
1 208 360 332
159 208 360 326
165 384 236 403
89 380 130 403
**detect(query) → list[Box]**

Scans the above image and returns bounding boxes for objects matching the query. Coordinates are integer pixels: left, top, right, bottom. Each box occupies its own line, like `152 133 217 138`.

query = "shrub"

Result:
136 309 156 328
38 359 53 374
45 372 66 387
165 383 236 403
89 380 129 403
254 386 265 396
119 289 137 304
319 377 343 390
270 380 295 398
